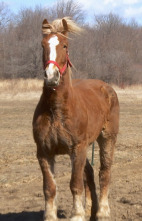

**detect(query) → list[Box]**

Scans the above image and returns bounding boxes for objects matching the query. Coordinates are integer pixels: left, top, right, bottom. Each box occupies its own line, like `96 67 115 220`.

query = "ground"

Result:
0 83 142 221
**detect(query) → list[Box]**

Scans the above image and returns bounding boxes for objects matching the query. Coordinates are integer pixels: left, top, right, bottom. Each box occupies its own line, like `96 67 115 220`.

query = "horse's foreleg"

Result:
70 145 87 221
97 132 117 219
84 159 98 220
37 150 57 221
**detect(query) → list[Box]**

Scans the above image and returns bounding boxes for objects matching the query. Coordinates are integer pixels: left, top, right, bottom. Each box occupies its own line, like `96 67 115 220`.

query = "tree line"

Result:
0 0 142 85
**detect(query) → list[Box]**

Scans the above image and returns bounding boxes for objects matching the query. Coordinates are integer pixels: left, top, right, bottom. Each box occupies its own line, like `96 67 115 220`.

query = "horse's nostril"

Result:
44 71 47 78
55 70 60 78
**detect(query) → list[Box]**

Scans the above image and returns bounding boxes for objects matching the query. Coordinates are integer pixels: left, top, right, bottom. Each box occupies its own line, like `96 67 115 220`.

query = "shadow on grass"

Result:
0 210 67 221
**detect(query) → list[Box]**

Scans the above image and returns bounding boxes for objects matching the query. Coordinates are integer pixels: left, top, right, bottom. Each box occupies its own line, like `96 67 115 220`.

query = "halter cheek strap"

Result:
44 53 72 76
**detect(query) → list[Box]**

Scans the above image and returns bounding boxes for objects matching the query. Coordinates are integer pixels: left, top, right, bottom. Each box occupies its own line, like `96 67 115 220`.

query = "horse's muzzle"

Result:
44 69 60 87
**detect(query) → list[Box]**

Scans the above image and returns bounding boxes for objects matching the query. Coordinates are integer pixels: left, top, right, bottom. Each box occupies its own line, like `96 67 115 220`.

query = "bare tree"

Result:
0 2 11 30
50 0 85 23
0 3 142 85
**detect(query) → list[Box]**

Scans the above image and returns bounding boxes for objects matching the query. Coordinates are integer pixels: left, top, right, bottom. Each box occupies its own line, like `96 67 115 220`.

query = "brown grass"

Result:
0 79 43 93
0 79 43 101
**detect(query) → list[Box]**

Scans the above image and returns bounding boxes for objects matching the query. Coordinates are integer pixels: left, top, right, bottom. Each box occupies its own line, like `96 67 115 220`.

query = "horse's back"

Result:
72 78 119 135
72 78 119 110
73 78 113 94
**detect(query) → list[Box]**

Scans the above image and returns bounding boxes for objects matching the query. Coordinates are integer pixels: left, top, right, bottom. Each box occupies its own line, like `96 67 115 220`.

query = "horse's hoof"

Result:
70 215 85 221
44 219 58 221
96 210 110 219
96 218 110 221
96 201 110 219
44 218 58 221
44 214 58 221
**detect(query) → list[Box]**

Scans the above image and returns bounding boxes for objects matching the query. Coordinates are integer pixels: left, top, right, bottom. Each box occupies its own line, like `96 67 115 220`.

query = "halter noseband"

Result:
44 53 72 76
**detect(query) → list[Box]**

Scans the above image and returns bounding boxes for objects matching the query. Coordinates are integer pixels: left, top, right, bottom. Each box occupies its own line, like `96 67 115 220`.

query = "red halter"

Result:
44 53 72 76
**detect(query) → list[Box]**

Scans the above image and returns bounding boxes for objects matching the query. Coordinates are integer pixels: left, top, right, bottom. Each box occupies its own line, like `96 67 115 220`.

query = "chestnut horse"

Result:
33 17 119 221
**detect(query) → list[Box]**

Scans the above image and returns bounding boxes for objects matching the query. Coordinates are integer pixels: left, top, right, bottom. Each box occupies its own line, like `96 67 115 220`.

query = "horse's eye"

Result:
63 45 67 49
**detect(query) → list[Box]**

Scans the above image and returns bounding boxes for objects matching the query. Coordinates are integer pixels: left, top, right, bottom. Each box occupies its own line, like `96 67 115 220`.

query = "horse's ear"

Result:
62 19 68 35
42 19 48 25
42 19 52 35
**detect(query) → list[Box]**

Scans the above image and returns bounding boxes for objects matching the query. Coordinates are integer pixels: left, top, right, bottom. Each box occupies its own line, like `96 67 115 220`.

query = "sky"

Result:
3 0 142 25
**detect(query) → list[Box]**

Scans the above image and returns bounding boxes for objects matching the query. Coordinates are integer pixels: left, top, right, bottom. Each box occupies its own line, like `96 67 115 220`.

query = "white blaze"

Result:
49 36 59 61
45 36 59 80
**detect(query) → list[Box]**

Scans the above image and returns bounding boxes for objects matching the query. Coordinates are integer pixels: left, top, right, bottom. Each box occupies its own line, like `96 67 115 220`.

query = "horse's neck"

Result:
60 67 72 89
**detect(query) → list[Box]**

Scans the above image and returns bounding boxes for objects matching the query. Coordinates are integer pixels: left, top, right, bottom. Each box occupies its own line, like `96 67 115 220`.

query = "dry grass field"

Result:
0 79 142 221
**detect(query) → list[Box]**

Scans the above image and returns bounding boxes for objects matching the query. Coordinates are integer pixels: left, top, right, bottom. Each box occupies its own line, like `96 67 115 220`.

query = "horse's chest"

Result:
34 115 74 154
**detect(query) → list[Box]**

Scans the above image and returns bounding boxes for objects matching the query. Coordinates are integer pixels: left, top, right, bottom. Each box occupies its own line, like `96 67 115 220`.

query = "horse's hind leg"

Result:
84 159 98 220
96 130 117 220
37 148 57 221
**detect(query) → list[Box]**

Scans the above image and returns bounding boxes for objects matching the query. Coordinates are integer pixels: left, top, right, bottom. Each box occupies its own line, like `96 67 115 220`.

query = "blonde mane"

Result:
42 17 82 35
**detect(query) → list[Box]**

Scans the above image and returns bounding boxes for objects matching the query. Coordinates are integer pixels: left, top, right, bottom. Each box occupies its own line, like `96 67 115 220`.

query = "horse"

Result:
32 17 119 221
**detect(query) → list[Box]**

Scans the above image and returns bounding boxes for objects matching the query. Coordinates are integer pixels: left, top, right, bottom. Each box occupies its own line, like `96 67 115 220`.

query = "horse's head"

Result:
41 17 81 88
